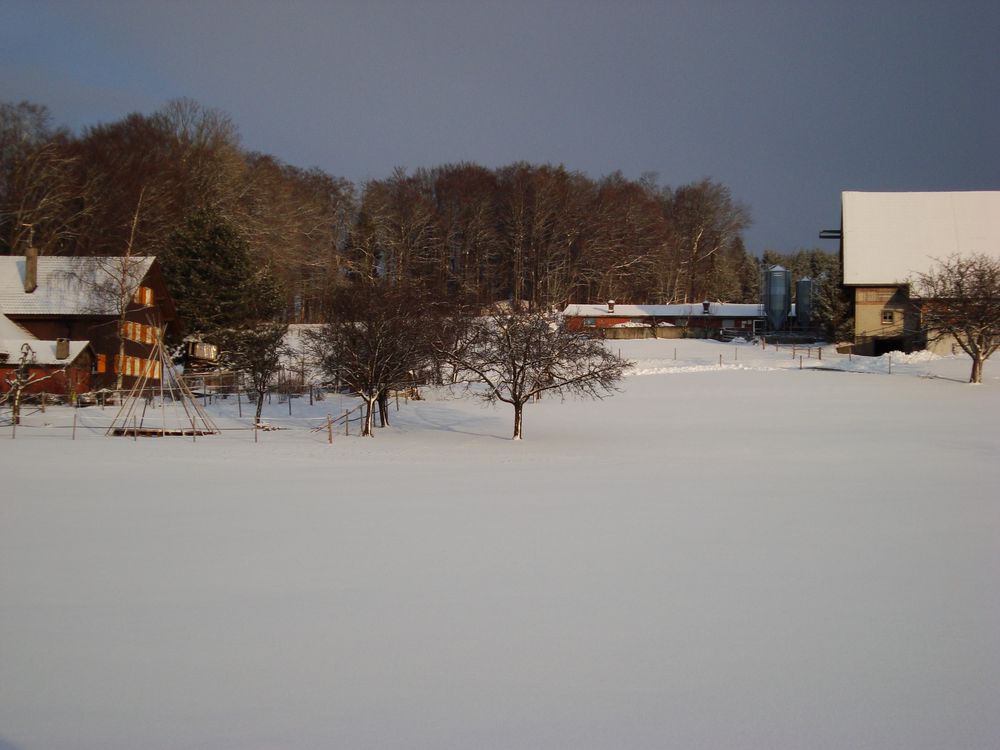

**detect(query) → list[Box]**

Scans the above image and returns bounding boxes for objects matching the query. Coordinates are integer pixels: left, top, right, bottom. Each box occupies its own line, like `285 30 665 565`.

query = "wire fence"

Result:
0 384 417 443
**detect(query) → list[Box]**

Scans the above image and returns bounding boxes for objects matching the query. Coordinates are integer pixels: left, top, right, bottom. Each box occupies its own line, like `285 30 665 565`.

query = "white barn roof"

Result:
842 191 1000 285
0 256 156 316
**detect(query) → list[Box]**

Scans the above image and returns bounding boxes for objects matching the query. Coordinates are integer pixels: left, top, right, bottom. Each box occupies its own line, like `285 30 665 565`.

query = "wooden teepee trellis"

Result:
106 333 219 437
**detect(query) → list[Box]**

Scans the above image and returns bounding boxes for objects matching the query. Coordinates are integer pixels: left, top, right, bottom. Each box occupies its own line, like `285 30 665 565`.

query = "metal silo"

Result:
762 265 791 331
795 278 813 329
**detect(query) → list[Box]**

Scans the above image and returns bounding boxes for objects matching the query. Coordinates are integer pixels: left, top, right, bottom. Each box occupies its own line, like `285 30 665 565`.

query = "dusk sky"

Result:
3 0 998 255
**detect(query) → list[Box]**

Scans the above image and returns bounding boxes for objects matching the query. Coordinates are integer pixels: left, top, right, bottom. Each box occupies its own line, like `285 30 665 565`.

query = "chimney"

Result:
56 338 70 360
702 300 711 314
607 299 615 313
24 246 38 294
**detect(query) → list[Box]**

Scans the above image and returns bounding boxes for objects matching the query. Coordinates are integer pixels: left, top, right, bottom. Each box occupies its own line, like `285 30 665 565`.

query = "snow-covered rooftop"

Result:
0 256 156 316
842 191 1000 285
562 303 765 318
1 309 91 366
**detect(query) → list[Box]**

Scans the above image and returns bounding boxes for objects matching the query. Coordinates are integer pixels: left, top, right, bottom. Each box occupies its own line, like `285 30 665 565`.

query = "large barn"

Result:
836 191 1000 355
562 301 767 339
0 252 176 390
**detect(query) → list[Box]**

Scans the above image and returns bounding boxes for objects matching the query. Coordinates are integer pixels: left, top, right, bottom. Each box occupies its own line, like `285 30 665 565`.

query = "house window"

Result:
133 286 154 306
881 310 895 324
583 318 596 327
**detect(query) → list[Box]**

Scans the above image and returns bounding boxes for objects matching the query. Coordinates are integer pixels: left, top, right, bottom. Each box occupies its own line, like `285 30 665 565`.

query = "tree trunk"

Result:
512 401 523 440
377 391 391 427
255 391 265 426
362 396 377 436
970 356 984 384
116 336 126 391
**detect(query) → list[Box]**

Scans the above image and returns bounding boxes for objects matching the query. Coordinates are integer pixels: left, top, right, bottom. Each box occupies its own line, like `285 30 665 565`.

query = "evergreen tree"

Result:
164 209 283 337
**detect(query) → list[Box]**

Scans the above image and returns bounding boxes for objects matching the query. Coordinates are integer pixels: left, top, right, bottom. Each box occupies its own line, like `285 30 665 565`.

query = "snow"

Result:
1 340 999 750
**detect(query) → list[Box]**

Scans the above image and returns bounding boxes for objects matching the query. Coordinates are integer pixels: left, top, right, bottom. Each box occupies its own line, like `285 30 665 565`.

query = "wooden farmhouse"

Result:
0 251 176 391
834 191 1000 355
562 301 768 339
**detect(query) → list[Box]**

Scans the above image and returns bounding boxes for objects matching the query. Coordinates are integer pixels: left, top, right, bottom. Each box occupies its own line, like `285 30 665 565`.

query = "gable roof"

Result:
0 256 156 316
842 191 1000 285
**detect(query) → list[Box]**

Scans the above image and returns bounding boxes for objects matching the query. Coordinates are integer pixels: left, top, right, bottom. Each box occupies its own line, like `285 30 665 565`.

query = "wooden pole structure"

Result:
327 414 333 444
237 389 242 418
72 411 77 440
345 409 350 437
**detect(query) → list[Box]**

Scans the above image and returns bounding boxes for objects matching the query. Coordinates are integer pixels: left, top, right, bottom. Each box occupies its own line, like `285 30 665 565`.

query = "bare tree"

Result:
1 343 65 425
87 191 153 389
913 253 1000 383
442 310 630 439
307 282 433 436
218 323 289 426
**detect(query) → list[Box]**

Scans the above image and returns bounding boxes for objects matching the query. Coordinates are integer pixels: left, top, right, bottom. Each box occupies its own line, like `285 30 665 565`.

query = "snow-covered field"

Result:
2 339 998 750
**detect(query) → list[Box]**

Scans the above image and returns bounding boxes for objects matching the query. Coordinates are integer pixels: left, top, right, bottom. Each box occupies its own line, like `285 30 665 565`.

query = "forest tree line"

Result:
1 98 848 338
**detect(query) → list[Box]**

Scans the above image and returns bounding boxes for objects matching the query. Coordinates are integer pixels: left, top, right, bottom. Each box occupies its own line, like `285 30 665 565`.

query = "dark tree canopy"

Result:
2 97 760 333
165 209 283 337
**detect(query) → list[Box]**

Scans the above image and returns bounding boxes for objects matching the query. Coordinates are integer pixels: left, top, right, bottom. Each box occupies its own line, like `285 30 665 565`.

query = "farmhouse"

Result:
0 251 177 390
562 301 767 339
834 191 1000 355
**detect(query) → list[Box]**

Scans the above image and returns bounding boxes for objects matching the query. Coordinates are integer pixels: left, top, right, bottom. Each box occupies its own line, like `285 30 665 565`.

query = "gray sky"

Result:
3 0 998 255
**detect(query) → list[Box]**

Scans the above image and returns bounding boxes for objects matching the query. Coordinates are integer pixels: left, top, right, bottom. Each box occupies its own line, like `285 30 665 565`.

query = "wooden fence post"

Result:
72 412 77 440
327 414 333 444
345 409 350 436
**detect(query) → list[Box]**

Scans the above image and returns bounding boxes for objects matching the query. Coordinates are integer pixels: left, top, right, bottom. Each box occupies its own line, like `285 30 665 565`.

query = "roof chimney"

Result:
702 300 711 314
24 246 38 294
607 299 615 313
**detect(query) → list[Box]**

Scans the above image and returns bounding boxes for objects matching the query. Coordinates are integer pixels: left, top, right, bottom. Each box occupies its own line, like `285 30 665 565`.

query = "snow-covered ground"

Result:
2 340 998 750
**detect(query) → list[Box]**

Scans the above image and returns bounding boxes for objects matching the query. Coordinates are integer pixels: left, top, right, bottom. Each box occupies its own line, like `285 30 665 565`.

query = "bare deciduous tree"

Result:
443 310 630 439
913 253 1000 383
219 323 289 426
307 282 433 436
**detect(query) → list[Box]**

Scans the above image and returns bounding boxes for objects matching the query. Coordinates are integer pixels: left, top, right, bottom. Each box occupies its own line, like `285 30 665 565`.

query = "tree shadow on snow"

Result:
398 402 510 441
